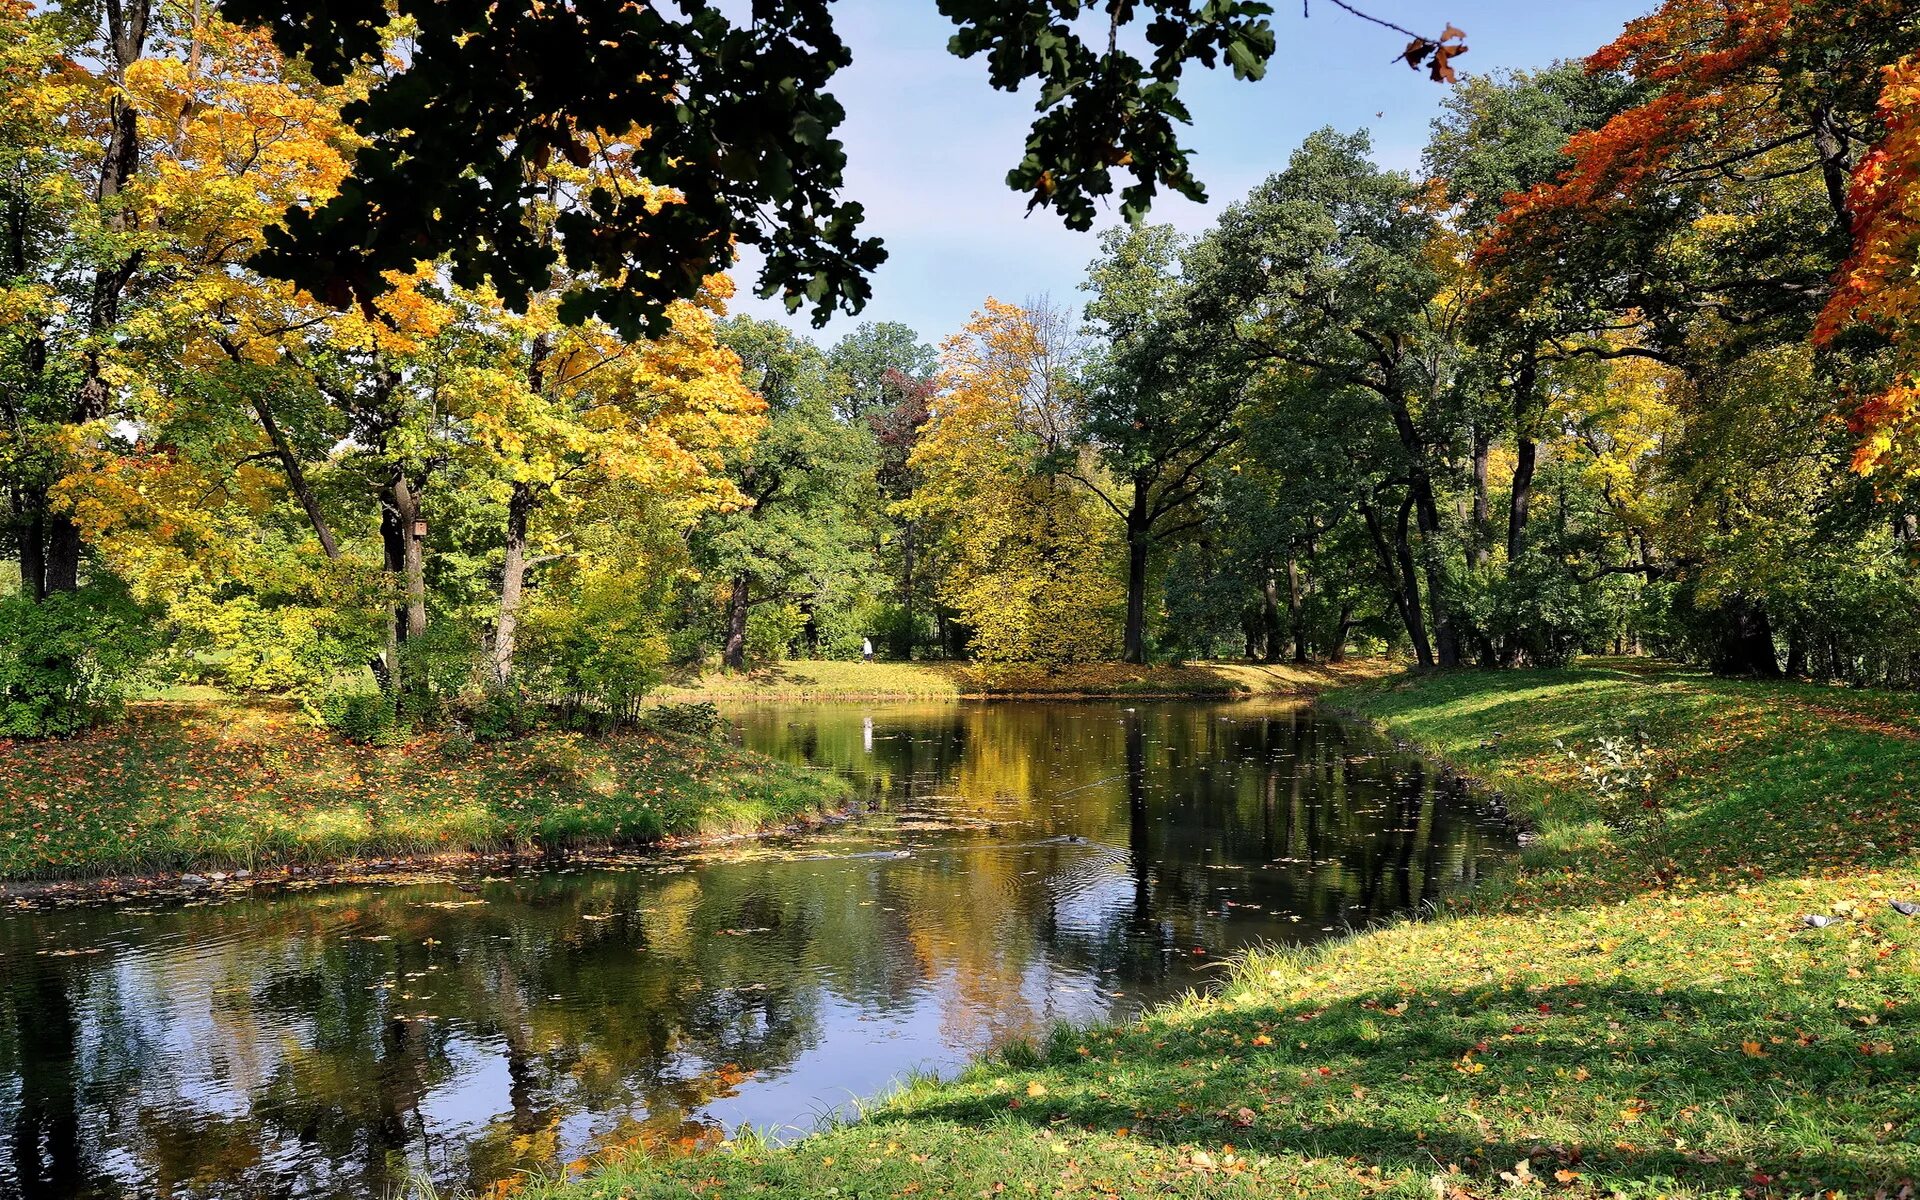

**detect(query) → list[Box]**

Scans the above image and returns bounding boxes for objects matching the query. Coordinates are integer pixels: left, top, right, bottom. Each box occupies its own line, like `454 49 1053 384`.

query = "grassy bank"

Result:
531 663 1920 1199
0 698 850 883
657 657 1393 701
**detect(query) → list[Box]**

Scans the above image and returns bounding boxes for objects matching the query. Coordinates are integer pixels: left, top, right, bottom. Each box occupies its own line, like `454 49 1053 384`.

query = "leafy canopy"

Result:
217 0 1461 337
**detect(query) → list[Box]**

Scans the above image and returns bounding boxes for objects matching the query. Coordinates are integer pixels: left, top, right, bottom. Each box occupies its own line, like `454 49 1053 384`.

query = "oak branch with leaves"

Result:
217 0 1463 338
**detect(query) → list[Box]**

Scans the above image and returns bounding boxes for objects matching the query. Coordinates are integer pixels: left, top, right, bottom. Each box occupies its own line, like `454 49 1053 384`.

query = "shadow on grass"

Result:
879 978 1920 1195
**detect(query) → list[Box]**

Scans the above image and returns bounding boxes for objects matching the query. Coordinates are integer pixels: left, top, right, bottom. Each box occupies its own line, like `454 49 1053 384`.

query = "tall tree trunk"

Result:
1362 494 1433 668
252 395 342 559
1469 424 1491 571
1807 103 1853 231
722 575 751 670
1507 357 1539 563
389 471 426 640
46 0 153 594
1287 557 1307 664
379 498 406 685
253 394 392 688
1260 567 1284 664
494 481 533 684
1386 387 1458 667
1711 599 1781 678
1328 600 1355 663
1411 479 1459 668
13 487 47 600
380 468 427 702
1469 428 1497 665
1122 481 1151 665
1784 624 1807 678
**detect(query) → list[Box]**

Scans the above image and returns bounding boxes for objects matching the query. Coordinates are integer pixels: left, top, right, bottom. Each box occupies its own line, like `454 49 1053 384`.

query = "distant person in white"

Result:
862 637 874 662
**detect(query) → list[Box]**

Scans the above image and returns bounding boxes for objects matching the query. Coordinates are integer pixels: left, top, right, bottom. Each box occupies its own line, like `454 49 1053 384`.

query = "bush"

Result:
466 684 534 742
0 578 158 737
394 620 486 725
647 699 723 739
1466 554 1611 667
522 562 672 725
1555 730 1663 826
315 684 402 744
745 601 808 662
168 591 377 695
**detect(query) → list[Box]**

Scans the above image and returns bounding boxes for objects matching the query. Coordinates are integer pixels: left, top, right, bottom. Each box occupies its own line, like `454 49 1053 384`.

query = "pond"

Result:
0 699 1513 1199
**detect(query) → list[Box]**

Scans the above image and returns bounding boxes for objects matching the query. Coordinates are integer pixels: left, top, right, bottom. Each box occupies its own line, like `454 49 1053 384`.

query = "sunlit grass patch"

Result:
657 657 1395 701
0 698 851 880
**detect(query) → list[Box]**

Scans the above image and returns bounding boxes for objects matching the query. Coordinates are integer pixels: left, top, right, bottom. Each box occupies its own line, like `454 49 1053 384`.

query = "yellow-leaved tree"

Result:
447 274 764 684
907 299 1123 666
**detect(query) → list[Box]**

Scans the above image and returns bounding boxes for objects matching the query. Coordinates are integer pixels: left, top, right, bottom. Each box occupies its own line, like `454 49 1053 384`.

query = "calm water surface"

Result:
0 700 1512 1199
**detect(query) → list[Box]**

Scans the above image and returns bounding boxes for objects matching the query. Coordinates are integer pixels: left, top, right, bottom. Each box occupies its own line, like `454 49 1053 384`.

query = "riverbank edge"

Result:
521 663 1920 1200
653 657 1397 703
0 700 856 902
0 800 864 906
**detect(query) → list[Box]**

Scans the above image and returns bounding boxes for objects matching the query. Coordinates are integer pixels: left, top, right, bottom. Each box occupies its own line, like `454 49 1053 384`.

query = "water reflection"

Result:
0 700 1510 1199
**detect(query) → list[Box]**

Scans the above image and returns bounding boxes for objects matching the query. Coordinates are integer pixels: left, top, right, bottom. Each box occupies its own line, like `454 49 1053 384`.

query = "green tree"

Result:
700 318 877 669
1188 129 1467 667
1076 224 1244 663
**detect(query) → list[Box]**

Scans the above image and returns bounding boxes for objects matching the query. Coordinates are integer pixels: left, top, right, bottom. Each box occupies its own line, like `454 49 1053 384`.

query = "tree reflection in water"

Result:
0 700 1510 1199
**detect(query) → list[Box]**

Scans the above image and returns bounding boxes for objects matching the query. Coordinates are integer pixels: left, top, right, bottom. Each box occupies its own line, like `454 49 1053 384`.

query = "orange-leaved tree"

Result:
1816 54 1920 480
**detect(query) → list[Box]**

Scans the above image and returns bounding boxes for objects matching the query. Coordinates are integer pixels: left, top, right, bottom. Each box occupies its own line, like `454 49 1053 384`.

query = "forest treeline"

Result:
3 0 1919 740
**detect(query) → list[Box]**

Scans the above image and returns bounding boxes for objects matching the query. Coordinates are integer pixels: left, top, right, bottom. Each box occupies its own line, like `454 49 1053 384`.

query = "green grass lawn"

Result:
522 663 1920 1200
657 657 1394 701
0 698 850 882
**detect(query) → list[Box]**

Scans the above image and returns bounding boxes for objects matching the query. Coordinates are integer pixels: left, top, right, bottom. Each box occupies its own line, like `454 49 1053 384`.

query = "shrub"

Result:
439 721 478 759
168 591 377 695
394 620 486 725
522 562 671 725
315 684 401 744
648 699 723 739
0 577 158 737
745 601 808 662
1554 731 1662 825
1466 554 1611 667
467 684 534 742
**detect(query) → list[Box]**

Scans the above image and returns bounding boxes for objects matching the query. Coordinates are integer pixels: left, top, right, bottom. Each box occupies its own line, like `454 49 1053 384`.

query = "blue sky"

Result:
730 0 1651 350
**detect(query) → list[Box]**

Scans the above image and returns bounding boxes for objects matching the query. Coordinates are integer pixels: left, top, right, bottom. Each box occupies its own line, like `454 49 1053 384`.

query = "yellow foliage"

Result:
909 300 1123 665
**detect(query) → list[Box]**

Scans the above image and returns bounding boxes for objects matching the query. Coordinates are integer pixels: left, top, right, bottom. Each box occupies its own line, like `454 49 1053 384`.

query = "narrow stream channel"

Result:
0 699 1512 1199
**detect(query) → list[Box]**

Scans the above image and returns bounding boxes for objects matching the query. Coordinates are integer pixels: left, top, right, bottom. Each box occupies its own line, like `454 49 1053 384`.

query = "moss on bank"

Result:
524 663 1920 1200
658 657 1393 701
0 698 851 882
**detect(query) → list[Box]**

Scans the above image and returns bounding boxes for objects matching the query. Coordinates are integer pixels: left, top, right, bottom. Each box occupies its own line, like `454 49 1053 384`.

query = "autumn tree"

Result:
444 279 761 684
908 300 1123 667
1426 63 1635 567
1818 53 1920 480
1481 0 1920 674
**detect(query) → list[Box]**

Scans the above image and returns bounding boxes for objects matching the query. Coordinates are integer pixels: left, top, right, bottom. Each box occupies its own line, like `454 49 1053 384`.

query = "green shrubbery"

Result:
312 682 403 744
168 591 377 695
0 578 158 737
646 699 723 739
522 563 672 726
